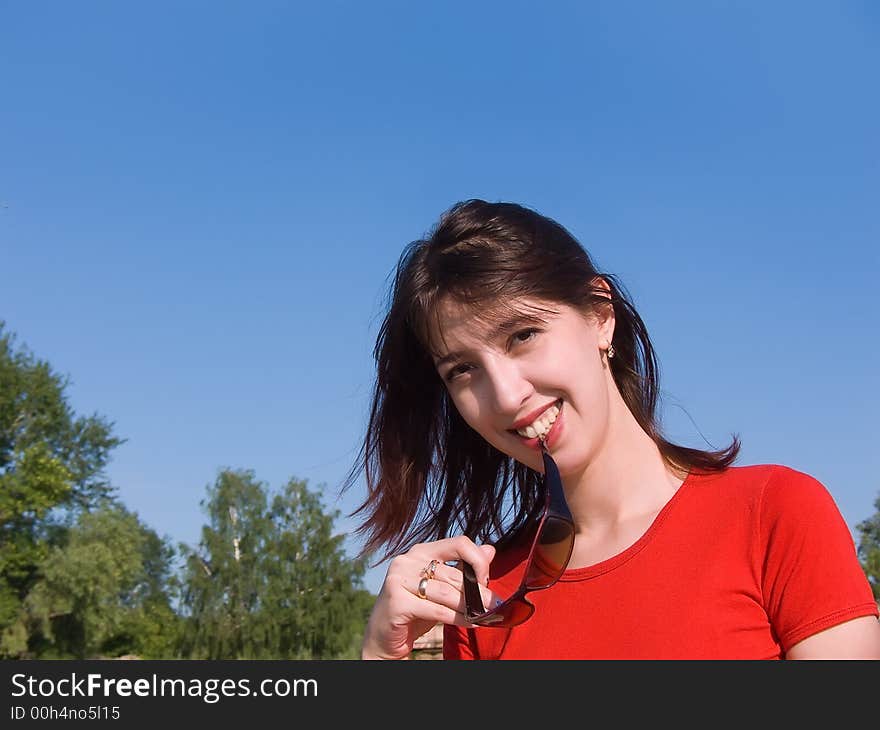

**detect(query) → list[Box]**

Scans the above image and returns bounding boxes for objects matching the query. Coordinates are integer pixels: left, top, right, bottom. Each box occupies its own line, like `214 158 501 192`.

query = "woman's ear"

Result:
590 276 616 345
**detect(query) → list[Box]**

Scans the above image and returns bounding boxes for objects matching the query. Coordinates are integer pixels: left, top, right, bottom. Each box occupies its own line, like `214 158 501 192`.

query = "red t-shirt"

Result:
444 464 878 659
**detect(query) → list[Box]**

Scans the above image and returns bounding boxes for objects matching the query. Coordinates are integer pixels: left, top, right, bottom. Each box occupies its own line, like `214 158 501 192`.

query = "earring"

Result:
607 344 615 359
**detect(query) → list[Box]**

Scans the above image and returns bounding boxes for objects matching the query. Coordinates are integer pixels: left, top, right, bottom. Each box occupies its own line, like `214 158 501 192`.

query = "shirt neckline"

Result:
557 467 698 582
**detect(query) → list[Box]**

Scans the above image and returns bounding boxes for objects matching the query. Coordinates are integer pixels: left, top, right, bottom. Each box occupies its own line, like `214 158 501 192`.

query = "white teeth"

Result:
516 401 561 439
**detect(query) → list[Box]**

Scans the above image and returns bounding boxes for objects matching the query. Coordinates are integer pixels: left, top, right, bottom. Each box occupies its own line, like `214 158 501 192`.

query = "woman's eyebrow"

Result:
433 313 549 369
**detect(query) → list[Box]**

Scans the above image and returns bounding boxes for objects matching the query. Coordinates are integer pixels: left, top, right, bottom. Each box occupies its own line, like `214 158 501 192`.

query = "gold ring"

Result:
421 559 440 580
417 577 429 599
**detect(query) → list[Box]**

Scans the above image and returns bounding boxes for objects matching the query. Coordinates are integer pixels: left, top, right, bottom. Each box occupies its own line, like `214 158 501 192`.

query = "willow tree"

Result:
24 503 179 658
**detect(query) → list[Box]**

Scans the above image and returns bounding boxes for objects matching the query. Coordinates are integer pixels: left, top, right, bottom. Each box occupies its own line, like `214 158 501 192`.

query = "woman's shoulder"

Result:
694 462 825 491
694 462 841 520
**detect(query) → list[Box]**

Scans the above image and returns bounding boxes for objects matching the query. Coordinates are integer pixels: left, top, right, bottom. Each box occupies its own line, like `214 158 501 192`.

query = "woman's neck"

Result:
561 390 685 531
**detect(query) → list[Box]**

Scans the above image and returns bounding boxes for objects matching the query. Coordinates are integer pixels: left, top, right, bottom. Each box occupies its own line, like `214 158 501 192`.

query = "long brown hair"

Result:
341 199 739 566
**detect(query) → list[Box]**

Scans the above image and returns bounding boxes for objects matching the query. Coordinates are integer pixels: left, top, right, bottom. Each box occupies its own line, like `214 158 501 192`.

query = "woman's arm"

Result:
785 615 880 659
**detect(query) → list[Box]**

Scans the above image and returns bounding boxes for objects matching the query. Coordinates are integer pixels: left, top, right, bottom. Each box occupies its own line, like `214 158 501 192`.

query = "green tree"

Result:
23 503 180 658
262 477 373 658
856 493 880 602
179 469 372 659
179 469 269 658
0 323 123 656
95 518 182 659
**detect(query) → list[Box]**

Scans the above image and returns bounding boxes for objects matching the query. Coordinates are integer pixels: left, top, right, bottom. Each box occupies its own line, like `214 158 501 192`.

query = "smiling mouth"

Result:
509 399 563 441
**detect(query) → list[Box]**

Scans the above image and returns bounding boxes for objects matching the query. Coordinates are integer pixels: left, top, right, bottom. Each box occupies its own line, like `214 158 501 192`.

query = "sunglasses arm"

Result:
461 561 486 617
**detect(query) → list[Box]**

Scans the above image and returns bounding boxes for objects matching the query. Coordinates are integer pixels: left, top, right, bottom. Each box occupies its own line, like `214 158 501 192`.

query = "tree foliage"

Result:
856 493 880 602
0 323 124 657
23 503 180 658
0 323 374 659
179 469 372 659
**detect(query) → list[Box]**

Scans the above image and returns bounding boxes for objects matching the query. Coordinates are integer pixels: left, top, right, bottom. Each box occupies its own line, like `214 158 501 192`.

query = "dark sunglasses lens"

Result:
524 515 575 590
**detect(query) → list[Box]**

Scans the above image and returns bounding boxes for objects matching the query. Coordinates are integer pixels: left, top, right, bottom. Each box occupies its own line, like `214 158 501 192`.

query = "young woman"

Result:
344 199 880 659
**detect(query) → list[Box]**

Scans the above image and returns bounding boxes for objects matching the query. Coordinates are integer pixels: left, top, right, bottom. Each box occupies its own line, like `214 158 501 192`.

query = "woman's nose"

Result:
482 359 533 415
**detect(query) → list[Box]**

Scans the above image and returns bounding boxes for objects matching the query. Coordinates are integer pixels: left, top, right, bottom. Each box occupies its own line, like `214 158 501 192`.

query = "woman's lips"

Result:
509 399 564 450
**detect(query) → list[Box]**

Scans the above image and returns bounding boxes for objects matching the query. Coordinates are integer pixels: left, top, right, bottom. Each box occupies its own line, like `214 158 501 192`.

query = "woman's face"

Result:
431 295 616 476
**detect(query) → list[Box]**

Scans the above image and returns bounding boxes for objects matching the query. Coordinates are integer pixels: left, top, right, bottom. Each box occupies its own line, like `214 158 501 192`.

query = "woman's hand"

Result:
361 536 497 660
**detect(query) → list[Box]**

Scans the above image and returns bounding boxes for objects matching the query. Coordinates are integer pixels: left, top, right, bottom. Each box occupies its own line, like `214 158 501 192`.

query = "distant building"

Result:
410 623 443 660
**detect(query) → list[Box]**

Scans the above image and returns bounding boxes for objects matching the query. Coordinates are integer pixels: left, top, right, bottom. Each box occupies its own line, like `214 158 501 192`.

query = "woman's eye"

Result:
445 364 470 382
444 330 541 382
513 328 540 344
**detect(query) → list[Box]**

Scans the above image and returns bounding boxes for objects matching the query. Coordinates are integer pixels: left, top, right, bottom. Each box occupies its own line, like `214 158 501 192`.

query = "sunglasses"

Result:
461 444 575 628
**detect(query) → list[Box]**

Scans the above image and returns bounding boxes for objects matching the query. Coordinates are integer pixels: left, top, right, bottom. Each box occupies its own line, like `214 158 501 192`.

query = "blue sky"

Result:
2 1 878 595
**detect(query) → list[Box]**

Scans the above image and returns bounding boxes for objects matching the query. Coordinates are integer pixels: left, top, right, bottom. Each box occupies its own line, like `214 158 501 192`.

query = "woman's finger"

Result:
404 536 495 587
